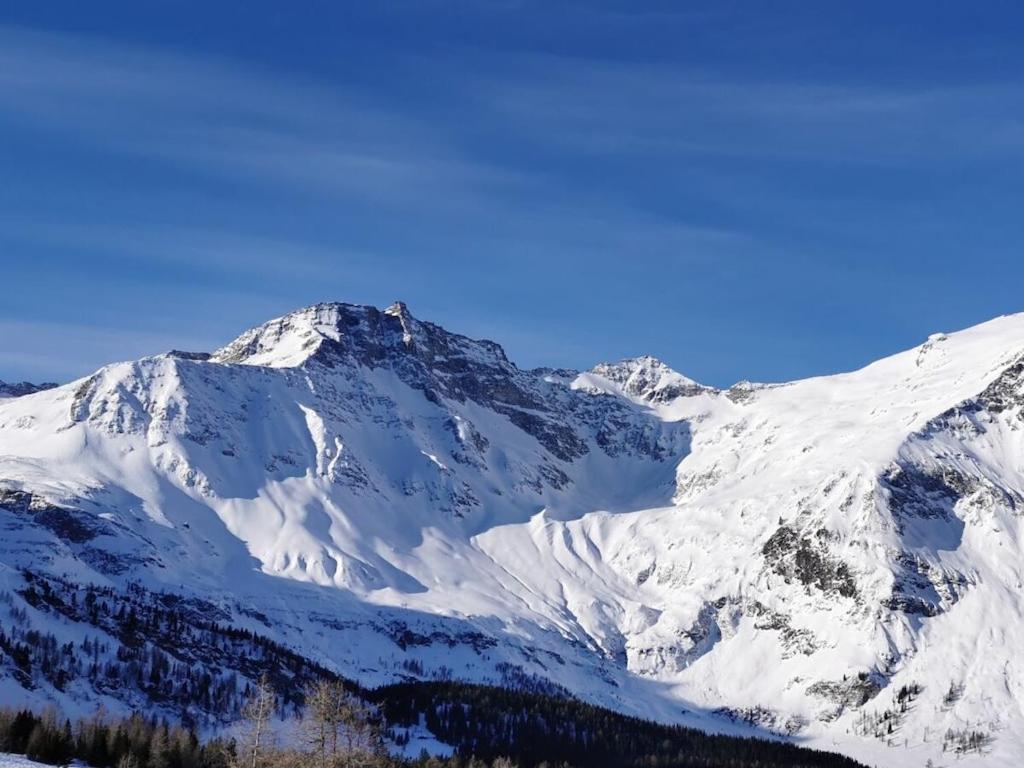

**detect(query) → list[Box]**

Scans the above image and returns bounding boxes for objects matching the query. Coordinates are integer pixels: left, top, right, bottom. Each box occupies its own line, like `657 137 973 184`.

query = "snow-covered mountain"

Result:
2 301 1024 766
0 381 56 400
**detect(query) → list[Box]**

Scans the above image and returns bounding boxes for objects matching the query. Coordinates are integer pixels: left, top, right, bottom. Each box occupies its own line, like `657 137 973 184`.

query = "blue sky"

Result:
2 2 1024 387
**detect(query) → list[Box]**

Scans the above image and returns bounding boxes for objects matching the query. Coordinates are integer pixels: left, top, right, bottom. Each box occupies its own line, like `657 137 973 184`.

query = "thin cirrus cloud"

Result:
0 222 380 285
4 22 1022 203
0 26 528 212
10 24 1016 222
473 55 1024 166
0 25 751 261
0 24 743 265
0 319 217 383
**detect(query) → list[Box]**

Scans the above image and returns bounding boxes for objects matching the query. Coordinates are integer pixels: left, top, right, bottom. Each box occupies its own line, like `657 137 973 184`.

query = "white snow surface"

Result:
0 755 65 768
3 302 1024 766
390 718 455 759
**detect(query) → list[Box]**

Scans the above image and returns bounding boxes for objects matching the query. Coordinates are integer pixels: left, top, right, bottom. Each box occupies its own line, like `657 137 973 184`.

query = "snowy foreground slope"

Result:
2 302 1024 766
0 755 53 768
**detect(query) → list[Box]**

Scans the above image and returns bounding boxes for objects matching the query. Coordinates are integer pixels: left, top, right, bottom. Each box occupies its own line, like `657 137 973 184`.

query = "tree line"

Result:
0 680 516 768
0 706 232 768
372 681 867 768
1 675 866 768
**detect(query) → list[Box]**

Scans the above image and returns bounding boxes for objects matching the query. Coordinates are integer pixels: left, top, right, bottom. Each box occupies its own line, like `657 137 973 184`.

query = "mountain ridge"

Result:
0 381 57 400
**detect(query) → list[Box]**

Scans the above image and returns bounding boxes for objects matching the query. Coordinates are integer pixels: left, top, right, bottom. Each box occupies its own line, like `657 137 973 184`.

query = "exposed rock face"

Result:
0 487 102 543
762 525 858 599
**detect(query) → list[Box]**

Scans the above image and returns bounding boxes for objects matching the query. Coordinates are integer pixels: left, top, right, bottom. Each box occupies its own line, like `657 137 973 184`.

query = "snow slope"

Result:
2 301 1024 766
0 755 57 768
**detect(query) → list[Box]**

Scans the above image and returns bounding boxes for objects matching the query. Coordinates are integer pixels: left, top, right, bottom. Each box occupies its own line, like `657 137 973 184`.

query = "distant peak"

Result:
615 355 685 375
0 380 58 399
576 356 712 404
594 355 699 387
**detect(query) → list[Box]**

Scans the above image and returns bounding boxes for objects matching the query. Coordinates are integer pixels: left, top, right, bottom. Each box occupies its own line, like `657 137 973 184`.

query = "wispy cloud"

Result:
0 222 376 282
0 25 750 271
0 319 216 383
461 52 1024 166
0 26 527 212
5 23 1021 219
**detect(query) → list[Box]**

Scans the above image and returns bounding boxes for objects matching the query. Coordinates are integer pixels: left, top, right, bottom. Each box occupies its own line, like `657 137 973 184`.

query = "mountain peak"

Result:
0 380 58 399
577 355 711 404
208 301 514 379
210 302 358 367
210 301 432 368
